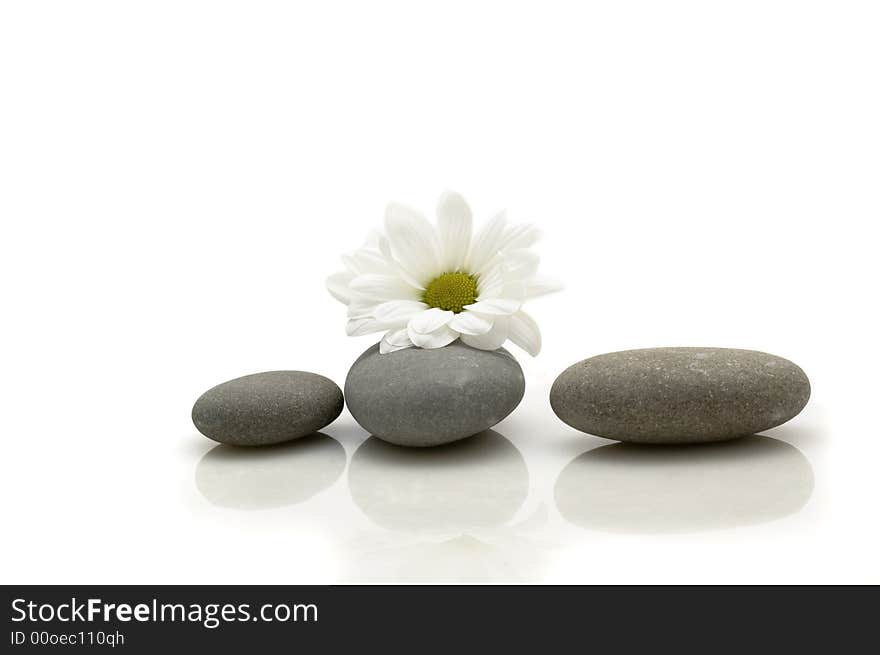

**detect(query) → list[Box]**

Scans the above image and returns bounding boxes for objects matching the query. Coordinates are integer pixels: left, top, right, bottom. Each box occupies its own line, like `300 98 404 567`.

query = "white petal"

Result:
380 340 413 354
496 279 526 304
362 229 383 250
346 317 385 336
409 324 459 349
407 307 455 335
378 235 426 290
508 310 541 356
461 318 509 351
326 272 354 304
476 264 504 299
347 300 377 318
380 328 414 354
341 254 360 273
384 203 441 285
474 259 527 302
463 298 521 316
500 223 541 251
436 190 472 272
349 274 421 301
384 326 413 346
449 310 494 335
466 210 508 274
373 299 428 324
525 275 564 299
342 249 390 276
502 249 540 281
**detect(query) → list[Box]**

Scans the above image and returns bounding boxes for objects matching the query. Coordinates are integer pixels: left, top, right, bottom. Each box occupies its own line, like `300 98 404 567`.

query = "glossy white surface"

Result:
1 1 877 584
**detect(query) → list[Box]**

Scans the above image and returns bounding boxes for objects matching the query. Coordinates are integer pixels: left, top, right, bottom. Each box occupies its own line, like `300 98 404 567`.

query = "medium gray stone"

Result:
192 371 343 446
550 347 810 444
344 342 525 447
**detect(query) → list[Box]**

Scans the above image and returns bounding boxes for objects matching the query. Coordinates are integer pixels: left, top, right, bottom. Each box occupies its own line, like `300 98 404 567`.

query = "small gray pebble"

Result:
550 347 810 444
344 342 525 447
192 371 343 446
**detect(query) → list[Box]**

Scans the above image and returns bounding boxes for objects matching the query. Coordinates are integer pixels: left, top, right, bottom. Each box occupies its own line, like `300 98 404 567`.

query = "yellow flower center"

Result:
423 272 478 313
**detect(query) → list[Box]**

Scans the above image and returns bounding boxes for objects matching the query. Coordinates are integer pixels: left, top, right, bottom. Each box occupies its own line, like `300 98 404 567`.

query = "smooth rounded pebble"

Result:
192 371 343 446
550 347 810 444
555 437 814 533
344 342 525 447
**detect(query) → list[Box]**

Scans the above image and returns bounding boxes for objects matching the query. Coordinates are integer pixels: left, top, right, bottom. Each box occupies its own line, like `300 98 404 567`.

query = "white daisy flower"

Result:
326 191 562 356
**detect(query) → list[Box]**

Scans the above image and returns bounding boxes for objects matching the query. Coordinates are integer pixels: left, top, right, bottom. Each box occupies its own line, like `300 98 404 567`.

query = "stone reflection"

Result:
555 435 814 533
195 433 346 509
348 430 528 534
346 535 539 584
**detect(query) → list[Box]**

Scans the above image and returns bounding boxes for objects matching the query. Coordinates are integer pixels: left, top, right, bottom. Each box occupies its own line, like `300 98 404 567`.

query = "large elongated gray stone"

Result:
550 348 810 444
345 343 525 447
192 371 343 446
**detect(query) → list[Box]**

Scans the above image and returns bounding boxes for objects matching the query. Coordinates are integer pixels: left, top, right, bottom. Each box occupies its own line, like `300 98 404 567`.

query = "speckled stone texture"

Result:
550 348 810 444
192 371 344 446
345 342 525 447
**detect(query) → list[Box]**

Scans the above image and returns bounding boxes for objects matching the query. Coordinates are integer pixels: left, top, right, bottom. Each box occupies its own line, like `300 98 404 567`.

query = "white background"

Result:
1 1 878 584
